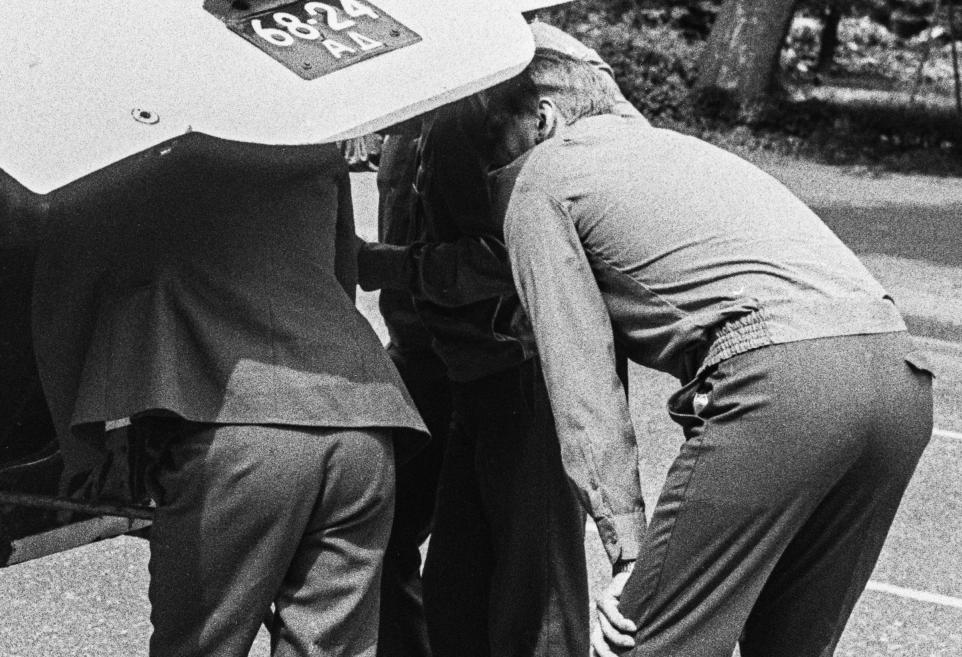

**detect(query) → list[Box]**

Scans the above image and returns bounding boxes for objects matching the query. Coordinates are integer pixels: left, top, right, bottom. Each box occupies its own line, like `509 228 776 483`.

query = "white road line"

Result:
578 536 962 609
865 581 962 610
934 427 962 442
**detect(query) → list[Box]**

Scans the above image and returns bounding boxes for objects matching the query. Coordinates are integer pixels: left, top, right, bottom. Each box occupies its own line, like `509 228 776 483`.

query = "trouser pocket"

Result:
666 371 712 436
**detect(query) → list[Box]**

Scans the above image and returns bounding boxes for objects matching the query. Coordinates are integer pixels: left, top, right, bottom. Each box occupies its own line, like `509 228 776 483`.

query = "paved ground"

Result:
1 160 960 656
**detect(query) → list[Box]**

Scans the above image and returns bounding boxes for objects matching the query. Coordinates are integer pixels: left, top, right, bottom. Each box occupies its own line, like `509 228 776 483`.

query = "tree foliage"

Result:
540 1 962 174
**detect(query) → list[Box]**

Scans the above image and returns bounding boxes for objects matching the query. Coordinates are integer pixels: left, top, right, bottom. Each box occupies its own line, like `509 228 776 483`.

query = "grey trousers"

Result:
619 331 933 657
138 419 395 657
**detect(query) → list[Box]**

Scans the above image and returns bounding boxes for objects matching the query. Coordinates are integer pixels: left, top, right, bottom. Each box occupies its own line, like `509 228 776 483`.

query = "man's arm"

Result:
357 235 516 307
358 106 516 307
334 168 358 302
503 178 646 567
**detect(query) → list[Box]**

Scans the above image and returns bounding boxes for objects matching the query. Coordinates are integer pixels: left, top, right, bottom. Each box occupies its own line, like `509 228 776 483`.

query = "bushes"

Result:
593 23 700 121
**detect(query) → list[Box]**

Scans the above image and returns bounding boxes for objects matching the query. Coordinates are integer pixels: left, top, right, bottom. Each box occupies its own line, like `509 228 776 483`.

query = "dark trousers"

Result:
378 347 452 657
422 360 590 657
619 332 933 657
138 419 395 657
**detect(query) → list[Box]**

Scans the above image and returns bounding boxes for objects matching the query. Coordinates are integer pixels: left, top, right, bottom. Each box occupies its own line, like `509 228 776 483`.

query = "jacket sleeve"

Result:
357 100 517 307
357 235 516 307
504 178 647 565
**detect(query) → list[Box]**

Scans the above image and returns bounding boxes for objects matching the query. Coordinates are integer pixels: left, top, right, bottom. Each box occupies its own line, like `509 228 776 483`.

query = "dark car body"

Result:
0 167 151 567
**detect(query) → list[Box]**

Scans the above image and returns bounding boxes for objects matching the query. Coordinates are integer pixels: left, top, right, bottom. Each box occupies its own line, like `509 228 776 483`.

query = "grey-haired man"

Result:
480 50 933 657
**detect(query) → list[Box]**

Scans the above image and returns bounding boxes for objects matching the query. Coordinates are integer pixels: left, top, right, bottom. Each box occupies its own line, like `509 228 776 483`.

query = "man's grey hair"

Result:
451 48 621 166
527 47 621 124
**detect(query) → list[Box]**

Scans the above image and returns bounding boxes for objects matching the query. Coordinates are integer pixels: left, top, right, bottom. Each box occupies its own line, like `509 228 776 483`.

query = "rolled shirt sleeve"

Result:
503 179 646 565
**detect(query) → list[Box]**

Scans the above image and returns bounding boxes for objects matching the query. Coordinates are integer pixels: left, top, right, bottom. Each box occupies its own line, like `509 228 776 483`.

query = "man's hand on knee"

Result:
591 563 637 657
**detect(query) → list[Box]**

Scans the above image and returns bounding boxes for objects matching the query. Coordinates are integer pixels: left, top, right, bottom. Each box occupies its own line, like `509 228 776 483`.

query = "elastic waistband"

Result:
701 300 910 376
702 310 775 372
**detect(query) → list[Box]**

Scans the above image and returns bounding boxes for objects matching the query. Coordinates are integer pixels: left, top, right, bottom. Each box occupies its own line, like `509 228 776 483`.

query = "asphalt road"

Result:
1 162 960 657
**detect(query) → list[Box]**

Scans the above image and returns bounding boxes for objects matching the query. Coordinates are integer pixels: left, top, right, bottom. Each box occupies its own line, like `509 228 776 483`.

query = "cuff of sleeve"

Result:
596 510 647 565
357 242 411 292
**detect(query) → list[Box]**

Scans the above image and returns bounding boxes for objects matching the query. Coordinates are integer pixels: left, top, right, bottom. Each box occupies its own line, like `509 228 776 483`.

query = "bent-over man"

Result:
478 50 934 657
359 21 647 657
32 139 428 657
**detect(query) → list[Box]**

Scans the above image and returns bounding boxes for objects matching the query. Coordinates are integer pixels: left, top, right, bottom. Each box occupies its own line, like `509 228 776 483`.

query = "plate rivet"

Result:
132 108 160 125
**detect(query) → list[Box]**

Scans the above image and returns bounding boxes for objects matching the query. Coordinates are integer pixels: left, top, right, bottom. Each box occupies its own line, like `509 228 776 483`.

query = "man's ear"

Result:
536 98 559 143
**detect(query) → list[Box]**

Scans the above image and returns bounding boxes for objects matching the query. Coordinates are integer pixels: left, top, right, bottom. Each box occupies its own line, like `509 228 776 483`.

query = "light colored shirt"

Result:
497 115 906 563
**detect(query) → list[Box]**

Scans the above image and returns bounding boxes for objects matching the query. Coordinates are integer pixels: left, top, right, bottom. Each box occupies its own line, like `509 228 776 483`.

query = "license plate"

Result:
225 0 422 80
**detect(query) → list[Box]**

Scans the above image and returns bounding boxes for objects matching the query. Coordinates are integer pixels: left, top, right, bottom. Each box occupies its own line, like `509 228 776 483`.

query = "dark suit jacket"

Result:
31 135 427 491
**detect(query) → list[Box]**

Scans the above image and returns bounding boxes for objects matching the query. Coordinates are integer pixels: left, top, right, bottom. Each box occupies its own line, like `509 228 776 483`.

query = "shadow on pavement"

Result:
813 203 962 268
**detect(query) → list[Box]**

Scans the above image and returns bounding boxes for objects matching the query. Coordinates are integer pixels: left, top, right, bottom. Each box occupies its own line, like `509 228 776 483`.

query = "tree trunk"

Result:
694 0 800 109
816 1 843 73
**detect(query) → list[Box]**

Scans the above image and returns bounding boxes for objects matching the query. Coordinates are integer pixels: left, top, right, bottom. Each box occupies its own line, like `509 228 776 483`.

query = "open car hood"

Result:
0 0 533 194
